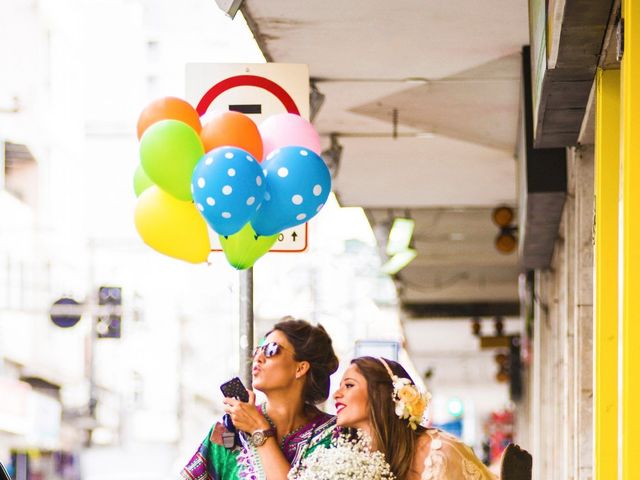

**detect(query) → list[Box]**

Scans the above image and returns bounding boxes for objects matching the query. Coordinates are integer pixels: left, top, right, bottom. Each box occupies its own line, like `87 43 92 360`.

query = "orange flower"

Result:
407 396 427 417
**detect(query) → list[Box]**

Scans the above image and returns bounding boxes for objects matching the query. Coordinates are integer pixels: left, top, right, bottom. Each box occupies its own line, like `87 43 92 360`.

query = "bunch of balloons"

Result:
133 96 331 269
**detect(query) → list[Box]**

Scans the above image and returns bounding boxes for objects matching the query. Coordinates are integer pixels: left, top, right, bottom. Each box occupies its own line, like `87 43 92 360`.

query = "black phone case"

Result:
220 376 249 402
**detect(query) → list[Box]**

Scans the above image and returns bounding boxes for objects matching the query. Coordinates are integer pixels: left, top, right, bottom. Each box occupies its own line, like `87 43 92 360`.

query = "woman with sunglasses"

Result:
179 317 339 480
329 356 497 480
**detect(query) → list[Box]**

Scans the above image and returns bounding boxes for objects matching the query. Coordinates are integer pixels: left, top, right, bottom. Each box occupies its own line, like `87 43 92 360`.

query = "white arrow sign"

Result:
209 223 308 253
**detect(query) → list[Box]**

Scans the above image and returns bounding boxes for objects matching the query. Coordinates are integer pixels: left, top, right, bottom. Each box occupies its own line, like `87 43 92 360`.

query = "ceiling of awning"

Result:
242 0 530 316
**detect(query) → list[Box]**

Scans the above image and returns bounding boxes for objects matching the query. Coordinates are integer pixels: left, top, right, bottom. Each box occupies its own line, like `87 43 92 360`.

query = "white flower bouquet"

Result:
289 430 395 480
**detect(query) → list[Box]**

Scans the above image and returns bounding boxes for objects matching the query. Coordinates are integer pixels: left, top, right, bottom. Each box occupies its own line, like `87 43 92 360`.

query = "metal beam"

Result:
403 301 519 318
519 46 567 270
529 0 615 147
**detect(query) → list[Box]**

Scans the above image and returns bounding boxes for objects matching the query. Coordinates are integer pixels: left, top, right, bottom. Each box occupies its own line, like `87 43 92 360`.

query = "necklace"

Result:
260 404 316 449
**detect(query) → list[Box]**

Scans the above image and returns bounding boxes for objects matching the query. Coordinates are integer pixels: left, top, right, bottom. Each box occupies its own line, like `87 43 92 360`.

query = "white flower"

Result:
289 430 395 480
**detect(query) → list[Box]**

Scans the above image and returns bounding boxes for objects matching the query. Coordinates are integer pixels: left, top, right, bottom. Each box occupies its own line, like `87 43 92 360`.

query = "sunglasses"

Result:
253 341 294 358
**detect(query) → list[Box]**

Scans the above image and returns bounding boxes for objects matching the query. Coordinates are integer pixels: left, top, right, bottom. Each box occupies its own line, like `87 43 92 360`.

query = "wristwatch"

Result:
249 427 276 447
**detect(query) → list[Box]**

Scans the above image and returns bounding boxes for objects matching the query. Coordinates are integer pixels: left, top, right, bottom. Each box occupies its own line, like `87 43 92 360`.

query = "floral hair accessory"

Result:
378 358 431 430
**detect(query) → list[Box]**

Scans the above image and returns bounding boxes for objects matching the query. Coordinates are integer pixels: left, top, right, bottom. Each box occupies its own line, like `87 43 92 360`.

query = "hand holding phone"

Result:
219 377 250 449
220 377 250 402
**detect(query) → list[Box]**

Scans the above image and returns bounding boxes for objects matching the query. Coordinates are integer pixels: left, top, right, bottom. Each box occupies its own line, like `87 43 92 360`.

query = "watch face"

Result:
251 431 266 446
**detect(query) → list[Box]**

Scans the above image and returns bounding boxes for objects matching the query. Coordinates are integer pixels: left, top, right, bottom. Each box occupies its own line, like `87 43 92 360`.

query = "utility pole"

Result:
177 313 187 448
86 311 98 446
86 239 97 447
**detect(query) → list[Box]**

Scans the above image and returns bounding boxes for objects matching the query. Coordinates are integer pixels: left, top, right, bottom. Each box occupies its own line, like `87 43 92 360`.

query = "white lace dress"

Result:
418 429 497 480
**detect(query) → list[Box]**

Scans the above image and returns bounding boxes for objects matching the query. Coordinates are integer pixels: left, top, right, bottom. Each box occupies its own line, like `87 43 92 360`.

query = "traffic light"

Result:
97 286 122 339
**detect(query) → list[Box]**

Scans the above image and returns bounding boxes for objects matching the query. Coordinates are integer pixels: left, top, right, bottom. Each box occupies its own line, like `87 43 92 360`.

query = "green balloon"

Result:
219 223 278 270
133 164 154 197
139 119 204 201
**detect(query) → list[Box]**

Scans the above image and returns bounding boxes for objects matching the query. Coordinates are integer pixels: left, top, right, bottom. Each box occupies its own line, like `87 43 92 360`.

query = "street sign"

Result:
50 297 82 328
97 286 122 338
186 63 310 123
272 224 308 252
209 223 308 253
186 63 312 254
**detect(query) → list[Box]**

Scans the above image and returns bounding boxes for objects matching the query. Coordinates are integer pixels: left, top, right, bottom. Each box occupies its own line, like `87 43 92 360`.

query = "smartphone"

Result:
0 462 11 480
220 376 249 402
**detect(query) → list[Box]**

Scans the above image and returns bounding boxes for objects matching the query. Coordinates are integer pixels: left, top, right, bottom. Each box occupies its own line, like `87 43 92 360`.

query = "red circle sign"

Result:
196 75 301 117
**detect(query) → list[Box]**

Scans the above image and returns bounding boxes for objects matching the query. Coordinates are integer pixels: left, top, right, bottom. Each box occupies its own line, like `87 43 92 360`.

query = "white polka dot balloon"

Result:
191 147 265 236
251 146 331 236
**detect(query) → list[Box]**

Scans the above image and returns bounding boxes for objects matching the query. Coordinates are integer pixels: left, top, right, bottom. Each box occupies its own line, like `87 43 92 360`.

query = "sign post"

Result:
239 268 253 388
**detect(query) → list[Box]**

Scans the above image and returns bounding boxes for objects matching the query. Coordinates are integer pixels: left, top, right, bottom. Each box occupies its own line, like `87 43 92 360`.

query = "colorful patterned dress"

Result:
180 407 335 480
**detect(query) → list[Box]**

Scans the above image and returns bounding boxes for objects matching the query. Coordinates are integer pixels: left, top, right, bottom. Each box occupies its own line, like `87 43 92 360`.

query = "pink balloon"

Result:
259 113 321 160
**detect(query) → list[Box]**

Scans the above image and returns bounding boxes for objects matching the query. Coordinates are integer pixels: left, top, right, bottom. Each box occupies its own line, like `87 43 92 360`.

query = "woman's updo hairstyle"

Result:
269 316 339 405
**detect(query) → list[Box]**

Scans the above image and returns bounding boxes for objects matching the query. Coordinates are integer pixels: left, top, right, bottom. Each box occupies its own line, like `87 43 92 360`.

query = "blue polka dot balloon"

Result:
251 146 331 236
191 147 265 236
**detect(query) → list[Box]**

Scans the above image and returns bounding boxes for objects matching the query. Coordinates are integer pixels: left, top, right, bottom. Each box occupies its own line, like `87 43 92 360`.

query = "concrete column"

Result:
564 151 577 480
574 145 594 480
535 269 555 480
530 143 595 480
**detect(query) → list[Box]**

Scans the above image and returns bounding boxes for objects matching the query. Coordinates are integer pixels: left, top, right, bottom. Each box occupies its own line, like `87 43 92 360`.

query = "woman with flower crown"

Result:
330 356 497 480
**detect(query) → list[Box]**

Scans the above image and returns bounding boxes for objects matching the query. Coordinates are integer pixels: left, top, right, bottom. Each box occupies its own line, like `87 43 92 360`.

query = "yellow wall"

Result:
621 2 640 479
594 67 620 480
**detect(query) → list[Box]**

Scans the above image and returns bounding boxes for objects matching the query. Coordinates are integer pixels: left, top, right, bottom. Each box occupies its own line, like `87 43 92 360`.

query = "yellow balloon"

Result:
134 186 210 263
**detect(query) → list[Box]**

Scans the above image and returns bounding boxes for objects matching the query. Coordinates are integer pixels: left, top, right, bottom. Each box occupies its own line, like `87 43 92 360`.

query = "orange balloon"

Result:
137 97 202 140
200 111 263 161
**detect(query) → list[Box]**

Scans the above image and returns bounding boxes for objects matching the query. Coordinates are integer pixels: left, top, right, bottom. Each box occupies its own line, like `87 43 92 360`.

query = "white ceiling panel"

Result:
244 1 529 80
334 136 516 208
